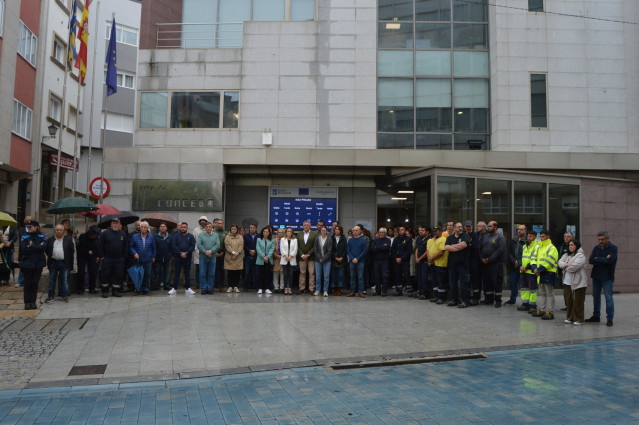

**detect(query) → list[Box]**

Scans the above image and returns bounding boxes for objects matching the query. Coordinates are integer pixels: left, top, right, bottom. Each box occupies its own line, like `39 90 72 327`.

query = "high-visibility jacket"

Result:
534 239 558 274
521 241 539 275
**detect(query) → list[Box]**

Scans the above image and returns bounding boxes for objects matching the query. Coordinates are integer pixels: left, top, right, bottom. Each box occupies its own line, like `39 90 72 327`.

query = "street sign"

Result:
90 177 110 198
48 153 79 171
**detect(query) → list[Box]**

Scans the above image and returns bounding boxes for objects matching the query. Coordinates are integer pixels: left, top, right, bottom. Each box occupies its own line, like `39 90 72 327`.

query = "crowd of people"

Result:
2 214 617 326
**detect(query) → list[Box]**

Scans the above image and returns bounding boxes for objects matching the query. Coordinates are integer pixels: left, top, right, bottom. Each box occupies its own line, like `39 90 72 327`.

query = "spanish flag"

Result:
67 0 79 71
74 0 89 84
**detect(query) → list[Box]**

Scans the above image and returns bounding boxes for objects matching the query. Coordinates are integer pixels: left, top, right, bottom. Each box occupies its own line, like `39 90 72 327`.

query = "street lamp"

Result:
33 124 59 220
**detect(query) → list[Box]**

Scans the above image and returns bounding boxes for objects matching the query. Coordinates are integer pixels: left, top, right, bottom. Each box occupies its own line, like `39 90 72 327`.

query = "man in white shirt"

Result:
45 225 75 303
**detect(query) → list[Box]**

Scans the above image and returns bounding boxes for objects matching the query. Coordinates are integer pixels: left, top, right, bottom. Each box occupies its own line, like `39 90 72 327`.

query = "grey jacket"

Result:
313 234 333 263
479 231 506 264
558 248 588 290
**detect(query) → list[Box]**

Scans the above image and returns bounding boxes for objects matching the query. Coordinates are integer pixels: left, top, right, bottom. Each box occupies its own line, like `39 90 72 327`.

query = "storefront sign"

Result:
90 177 110 198
48 153 79 171
132 180 223 212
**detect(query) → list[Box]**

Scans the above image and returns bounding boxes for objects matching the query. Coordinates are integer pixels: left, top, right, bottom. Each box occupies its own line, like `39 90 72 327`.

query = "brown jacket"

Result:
224 233 244 270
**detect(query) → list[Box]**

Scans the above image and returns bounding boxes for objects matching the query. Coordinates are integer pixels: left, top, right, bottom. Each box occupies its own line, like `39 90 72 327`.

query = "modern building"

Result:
103 0 638 292
0 0 43 223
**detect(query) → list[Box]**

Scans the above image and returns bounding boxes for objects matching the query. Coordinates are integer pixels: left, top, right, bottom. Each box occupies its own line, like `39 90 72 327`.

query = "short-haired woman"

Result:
256 226 275 295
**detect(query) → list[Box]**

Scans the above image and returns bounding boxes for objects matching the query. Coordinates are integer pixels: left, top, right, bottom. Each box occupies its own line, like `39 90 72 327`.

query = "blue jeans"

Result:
349 261 365 293
448 263 469 304
140 261 153 293
153 259 171 288
315 260 331 292
592 278 614 319
173 257 192 289
331 266 345 288
18 270 24 286
199 256 216 291
244 257 258 290
509 269 521 302
48 260 69 298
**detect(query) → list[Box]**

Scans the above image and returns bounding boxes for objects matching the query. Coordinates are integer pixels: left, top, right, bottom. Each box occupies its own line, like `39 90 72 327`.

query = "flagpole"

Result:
86 0 99 200
100 12 116 209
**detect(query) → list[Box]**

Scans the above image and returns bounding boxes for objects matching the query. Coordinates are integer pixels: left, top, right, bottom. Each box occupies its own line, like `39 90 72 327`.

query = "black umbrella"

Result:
98 211 140 229
46 197 98 215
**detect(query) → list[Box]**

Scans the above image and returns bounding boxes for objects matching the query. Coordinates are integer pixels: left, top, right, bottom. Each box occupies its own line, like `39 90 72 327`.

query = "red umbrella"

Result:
142 213 178 230
79 204 122 217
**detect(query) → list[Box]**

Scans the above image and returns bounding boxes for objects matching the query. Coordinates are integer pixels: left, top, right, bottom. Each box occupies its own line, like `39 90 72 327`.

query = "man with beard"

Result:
97 218 128 298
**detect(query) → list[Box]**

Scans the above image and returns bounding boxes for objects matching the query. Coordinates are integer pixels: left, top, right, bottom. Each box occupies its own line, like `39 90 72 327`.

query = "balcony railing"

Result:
156 22 244 49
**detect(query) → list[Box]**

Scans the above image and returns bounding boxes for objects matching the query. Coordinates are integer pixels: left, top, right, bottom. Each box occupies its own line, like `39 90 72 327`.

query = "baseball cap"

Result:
26 220 39 227
110 217 120 222
464 220 473 226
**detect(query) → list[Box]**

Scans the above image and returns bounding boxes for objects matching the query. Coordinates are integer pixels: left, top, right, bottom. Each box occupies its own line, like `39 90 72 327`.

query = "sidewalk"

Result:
0 287 635 390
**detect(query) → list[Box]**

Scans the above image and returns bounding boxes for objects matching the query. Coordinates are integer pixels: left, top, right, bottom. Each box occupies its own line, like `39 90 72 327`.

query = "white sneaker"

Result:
573 321 583 326
323 291 328 297
185 288 195 295
265 289 272 294
234 287 240 293
257 289 263 294
168 288 176 295
226 287 233 293
564 319 572 324
314 291 320 296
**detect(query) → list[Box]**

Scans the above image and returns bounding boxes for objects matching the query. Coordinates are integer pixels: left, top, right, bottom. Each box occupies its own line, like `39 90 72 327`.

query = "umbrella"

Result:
142 213 178 230
127 263 144 292
46 197 98 214
0 212 17 227
79 204 122 217
97 211 140 229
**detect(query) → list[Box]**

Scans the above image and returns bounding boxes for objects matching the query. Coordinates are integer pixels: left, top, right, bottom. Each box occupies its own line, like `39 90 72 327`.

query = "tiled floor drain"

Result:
327 353 488 370
68 365 107 376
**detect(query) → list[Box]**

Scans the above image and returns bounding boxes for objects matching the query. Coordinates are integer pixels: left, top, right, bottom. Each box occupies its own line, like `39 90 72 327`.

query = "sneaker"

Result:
226 287 233 293
257 289 263 294
584 316 600 323
447 301 459 307
541 312 554 320
313 291 320 296
564 319 573 324
63 297 69 303
573 321 583 326
168 288 176 295
265 289 272 294
606 318 613 327
185 288 196 295
233 287 240 293
469 299 479 306
436 299 444 305
457 302 468 309
323 291 328 297
504 300 516 305
201 290 207 295
45 297 54 303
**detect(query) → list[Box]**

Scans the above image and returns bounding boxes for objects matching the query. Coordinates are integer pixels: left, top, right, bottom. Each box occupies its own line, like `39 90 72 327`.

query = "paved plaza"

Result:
0 286 638 423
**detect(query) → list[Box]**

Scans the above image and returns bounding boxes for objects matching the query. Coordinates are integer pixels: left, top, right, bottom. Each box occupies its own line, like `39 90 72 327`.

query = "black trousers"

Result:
469 258 482 300
101 257 124 292
436 266 448 299
374 258 389 294
77 256 98 292
227 269 240 288
22 267 42 305
482 261 503 302
393 259 411 289
258 264 272 291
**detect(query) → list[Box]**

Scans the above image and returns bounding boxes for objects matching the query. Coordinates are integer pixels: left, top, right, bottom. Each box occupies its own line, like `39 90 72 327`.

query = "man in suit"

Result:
296 220 317 294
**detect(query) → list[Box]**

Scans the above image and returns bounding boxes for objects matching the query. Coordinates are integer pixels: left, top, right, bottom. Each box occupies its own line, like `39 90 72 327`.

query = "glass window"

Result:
453 0 487 22
49 96 62 122
122 28 138 45
18 21 37 66
379 0 413 21
477 179 512 240
378 50 413 76
377 188 416 229
377 134 414 149
549 184 579 243
124 75 134 89
140 92 168 129
453 134 489 150
531 74 547 128
171 92 221 128
454 51 489 77
514 182 546 233
223 91 239 128
416 79 452 131
414 177 432 227
106 23 138 46
417 134 452 149
182 0 217 48
453 23 488 49
291 0 315 21
220 0 250 22
415 23 450 48
416 0 450 21
53 38 65 64
529 0 544 12
253 0 285 20
0 0 4 37
416 51 450 75
378 78 414 132
454 79 489 132
437 176 474 225
12 99 32 140
378 22 414 48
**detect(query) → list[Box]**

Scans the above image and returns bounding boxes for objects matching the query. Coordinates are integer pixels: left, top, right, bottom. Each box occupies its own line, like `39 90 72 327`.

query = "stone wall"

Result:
581 178 639 293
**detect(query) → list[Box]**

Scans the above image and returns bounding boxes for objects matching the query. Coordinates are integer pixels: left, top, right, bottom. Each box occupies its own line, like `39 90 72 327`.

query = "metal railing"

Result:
156 22 244 49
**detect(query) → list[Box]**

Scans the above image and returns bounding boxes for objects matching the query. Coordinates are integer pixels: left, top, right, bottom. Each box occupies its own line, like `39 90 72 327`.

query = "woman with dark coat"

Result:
331 224 347 296
19 220 47 310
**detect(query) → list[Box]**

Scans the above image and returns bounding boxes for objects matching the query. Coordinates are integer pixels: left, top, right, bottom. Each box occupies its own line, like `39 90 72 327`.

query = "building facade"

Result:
102 0 639 292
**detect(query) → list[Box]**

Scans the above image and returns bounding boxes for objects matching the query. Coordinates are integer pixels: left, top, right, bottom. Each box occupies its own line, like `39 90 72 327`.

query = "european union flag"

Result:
105 17 118 96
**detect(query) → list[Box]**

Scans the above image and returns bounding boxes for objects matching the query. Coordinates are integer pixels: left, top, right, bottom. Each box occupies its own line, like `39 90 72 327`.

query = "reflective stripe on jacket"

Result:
534 239 558 273
521 241 539 275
